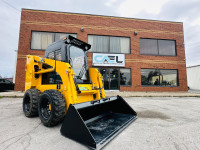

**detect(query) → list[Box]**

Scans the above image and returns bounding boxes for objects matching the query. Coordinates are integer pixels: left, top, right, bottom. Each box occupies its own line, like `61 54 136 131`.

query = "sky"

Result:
0 0 199 78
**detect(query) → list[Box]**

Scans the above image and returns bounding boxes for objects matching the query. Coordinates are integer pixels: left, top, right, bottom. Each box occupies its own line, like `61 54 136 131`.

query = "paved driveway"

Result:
0 97 200 150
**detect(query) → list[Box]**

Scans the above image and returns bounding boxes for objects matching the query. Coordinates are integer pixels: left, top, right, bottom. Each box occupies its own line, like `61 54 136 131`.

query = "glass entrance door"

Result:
100 69 109 90
110 69 119 90
99 68 119 90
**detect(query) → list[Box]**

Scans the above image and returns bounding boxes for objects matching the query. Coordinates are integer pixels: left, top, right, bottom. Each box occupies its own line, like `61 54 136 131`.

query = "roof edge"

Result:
21 8 183 24
187 65 200 68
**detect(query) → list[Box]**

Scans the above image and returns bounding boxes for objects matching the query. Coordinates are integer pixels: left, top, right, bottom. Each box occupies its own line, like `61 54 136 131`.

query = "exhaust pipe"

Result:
60 95 137 150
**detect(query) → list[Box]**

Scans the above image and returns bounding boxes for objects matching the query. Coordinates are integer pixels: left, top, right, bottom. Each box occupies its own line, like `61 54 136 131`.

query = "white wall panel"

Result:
187 66 200 90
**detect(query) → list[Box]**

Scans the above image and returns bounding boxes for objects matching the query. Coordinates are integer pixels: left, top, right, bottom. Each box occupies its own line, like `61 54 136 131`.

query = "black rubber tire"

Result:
23 89 40 117
38 90 66 127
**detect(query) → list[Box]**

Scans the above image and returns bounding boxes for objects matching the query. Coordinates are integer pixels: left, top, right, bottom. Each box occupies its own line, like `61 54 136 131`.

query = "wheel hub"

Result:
41 98 51 120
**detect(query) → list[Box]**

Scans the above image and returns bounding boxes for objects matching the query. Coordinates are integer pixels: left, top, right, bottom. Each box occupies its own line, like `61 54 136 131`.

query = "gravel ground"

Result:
0 97 200 150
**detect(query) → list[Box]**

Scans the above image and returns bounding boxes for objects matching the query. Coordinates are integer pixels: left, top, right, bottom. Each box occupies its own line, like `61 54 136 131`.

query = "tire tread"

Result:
23 89 40 117
39 90 66 127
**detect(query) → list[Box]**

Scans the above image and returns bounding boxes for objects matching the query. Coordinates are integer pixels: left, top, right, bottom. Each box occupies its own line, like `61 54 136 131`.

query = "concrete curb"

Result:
0 91 24 98
106 95 200 98
105 91 200 98
1 96 24 98
1 91 200 98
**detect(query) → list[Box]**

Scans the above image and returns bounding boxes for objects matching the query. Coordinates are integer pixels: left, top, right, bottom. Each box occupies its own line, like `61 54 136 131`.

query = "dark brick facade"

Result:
15 9 187 91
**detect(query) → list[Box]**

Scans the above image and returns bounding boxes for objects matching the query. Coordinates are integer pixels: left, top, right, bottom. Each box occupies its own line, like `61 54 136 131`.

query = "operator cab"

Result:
44 35 91 84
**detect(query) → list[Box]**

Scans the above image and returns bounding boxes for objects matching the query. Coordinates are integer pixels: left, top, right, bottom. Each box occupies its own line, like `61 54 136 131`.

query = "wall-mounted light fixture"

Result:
80 27 84 32
134 31 138 35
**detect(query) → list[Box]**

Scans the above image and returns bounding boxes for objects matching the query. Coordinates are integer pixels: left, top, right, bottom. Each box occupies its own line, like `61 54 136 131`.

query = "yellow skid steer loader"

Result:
23 35 137 149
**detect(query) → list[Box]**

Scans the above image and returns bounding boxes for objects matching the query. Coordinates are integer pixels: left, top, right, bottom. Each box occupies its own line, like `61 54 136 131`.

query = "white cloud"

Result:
191 17 200 26
105 0 117 7
118 0 168 17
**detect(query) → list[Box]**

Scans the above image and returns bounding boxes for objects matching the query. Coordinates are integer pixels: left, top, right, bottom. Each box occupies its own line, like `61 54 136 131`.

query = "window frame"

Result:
30 31 77 50
141 68 179 87
140 38 177 56
88 34 131 54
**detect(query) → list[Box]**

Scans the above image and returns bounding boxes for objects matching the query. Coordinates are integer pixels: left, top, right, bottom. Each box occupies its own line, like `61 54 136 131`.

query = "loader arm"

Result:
89 68 105 99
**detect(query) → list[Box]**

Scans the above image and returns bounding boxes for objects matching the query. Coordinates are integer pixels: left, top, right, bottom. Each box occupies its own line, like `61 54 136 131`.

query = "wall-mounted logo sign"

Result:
93 53 125 67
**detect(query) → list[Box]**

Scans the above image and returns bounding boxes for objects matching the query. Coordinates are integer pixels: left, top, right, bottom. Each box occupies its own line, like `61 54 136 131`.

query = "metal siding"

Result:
187 66 200 90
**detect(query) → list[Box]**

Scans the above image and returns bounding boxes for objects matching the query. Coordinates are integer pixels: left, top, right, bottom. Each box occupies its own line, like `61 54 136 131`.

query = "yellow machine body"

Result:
25 55 106 112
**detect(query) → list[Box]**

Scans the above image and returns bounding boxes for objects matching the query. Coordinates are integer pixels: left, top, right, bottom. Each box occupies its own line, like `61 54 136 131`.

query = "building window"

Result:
31 31 77 50
88 35 130 54
141 69 178 86
140 38 176 56
120 69 131 86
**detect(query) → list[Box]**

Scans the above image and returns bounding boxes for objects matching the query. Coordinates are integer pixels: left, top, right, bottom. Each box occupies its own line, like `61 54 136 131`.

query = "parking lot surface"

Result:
0 97 200 150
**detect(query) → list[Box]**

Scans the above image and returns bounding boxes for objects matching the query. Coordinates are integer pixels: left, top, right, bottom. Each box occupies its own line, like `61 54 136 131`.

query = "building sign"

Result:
92 53 125 67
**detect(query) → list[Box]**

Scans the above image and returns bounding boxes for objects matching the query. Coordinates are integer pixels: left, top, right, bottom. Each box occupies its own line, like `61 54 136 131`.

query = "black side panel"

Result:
60 105 96 149
77 96 137 122
112 96 137 115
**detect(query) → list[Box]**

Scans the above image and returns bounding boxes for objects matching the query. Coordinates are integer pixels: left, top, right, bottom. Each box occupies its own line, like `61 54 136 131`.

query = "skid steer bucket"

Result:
60 95 137 150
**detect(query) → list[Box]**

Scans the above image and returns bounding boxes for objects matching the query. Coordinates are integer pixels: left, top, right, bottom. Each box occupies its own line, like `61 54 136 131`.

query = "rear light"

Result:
25 64 27 72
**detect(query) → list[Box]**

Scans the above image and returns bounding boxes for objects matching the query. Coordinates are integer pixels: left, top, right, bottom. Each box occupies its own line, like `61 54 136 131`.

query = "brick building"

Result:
15 9 188 91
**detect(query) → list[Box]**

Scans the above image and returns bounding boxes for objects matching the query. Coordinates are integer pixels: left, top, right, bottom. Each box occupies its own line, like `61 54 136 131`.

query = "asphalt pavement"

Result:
0 97 200 150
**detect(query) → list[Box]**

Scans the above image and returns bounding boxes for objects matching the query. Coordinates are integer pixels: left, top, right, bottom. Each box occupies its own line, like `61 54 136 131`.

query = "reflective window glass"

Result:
120 69 131 86
140 38 176 56
31 31 77 50
141 69 178 86
88 35 130 53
